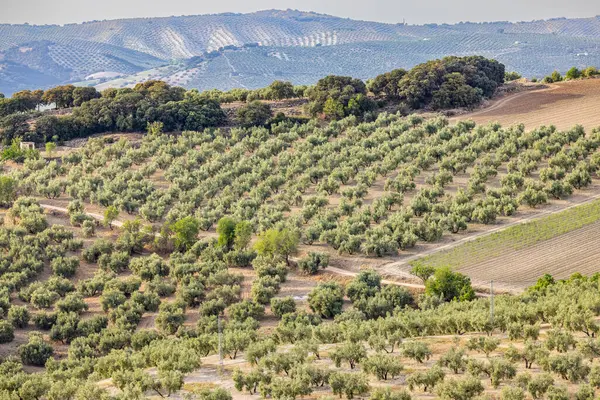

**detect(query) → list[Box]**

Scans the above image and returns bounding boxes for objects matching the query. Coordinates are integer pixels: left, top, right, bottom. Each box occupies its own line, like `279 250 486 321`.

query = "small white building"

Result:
20 142 35 151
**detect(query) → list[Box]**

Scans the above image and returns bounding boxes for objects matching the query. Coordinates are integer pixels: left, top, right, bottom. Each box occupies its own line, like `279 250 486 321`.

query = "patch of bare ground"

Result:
452 78 600 131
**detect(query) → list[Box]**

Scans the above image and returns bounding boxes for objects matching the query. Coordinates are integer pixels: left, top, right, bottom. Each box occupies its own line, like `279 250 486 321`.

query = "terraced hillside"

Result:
2 10 600 94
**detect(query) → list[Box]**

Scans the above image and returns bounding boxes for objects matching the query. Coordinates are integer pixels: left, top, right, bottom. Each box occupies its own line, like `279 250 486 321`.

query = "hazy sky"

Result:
2 0 600 25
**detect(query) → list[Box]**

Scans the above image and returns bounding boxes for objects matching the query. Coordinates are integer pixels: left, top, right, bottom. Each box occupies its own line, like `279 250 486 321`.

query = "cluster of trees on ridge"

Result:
538 66 600 83
0 56 506 145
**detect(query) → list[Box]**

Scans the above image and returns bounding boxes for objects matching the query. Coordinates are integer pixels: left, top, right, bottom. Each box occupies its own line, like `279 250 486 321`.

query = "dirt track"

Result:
452 79 600 132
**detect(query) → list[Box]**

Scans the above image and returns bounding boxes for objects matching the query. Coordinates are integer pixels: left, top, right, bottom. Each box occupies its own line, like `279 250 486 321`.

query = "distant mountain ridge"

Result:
1 9 600 95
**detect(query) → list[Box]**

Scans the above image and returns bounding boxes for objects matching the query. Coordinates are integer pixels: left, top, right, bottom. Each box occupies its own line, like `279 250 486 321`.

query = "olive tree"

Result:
362 353 404 380
330 341 367 369
19 332 53 366
308 282 344 319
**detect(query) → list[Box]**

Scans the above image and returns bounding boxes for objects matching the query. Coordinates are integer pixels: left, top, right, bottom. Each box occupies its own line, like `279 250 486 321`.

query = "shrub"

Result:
98 251 130 273
501 386 525 400
402 341 432 363
436 376 484 400
362 353 404 380
407 365 445 392
19 332 53 366
8 305 30 328
129 253 169 281
371 388 411 400
565 67 581 80
308 282 344 319
33 312 57 330
425 267 475 302
82 239 114 263
297 252 330 275
328 371 370 399
227 300 265 322
505 71 522 82
0 320 15 343
30 287 60 309
236 101 273 128
82 220 95 237
331 341 367 369
56 293 88 314
50 256 79 278
100 289 127 312
156 302 186 335
270 297 297 318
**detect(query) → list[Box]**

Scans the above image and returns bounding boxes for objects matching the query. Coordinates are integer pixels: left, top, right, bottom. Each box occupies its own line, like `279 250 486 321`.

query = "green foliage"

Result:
170 216 200 251
543 352 590 382
297 251 330 275
368 69 407 98
501 386 525 400
236 101 273 128
362 353 404 380
439 347 467 373
410 263 436 284
7 305 29 328
0 176 17 207
103 206 119 229
270 296 297 318
223 329 255 359
329 371 370 399
1 139 40 162
402 341 432 363
393 56 504 110
425 267 475 302
50 256 79 278
575 384 595 400
253 228 299 263
565 67 582 80
156 302 186 334
0 320 15 343
466 336 500 357
370 387 412 400
306 75 373 120
19 332 53 366
331 341 367 369
129 253 169 281
217 217 237 249
505 71 522 81
308 282 344 318
228 300 265 322
436 376 484 400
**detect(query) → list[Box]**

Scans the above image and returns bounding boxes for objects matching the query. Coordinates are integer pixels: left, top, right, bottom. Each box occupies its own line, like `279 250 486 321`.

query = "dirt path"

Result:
40 204 124 228
454 83 559 120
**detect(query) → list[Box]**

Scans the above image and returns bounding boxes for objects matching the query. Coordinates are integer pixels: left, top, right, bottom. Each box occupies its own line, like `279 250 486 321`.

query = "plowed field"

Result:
453 79 600 131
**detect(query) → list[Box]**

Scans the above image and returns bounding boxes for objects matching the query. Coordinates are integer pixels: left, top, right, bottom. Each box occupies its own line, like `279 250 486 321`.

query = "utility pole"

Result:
218 313 223 377
490 280 494 325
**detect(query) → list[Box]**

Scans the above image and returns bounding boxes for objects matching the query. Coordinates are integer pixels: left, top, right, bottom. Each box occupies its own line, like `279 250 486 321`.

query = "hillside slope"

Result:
452 79 600 131
2 10 600 93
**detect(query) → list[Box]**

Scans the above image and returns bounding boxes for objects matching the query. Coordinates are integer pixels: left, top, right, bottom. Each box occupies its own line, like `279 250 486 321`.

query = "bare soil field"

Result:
452 78 600 131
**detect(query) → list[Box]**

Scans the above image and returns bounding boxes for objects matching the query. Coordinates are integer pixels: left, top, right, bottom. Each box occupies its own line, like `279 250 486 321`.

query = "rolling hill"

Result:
2 10 600 94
